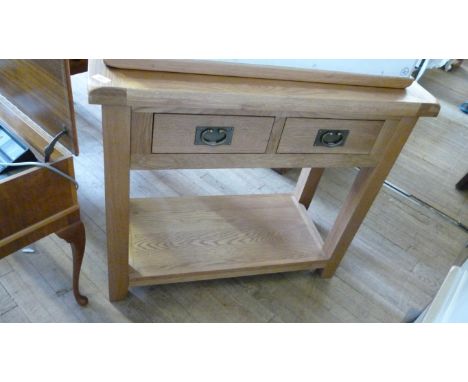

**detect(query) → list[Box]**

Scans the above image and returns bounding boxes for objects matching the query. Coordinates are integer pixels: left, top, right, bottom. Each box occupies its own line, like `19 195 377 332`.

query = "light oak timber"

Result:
128 194 327 287
370 119 400 156
87 59 441 302
131 114 286 156
88 60 439 118
265 117 286 153
104 59 414 89
131 112 153 155
130 153 380 170
278 118 384 154
152 114 274 154
134 107 420 120
321 117 419 277
102 105 132 301
294 168 325 209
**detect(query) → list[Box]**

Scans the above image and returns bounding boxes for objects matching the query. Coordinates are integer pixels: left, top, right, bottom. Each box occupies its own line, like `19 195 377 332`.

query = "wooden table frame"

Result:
88 60 439 301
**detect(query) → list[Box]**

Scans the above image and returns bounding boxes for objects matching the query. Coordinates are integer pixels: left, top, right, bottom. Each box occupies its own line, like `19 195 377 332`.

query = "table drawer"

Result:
152 114 274 154
277 118 384 154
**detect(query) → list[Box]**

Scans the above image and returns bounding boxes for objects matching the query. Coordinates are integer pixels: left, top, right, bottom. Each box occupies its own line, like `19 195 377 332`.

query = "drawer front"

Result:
152 114 274 154
277 118 384 154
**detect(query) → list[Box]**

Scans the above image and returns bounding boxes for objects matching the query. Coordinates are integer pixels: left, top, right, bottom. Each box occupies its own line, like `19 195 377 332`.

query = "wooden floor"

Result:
388 64 468 226
1 67 467 322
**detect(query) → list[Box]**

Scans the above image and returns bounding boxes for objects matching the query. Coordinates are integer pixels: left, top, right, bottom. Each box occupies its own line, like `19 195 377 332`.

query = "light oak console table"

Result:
88 59 439 301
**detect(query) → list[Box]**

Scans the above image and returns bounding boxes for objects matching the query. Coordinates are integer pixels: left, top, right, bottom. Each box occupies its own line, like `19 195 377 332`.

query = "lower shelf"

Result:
128 193 328 287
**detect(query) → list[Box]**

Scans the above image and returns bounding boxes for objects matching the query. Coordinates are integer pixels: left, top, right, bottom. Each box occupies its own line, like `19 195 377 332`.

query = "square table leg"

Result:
294 168 325 209
320 117 418 277
102 105 131 301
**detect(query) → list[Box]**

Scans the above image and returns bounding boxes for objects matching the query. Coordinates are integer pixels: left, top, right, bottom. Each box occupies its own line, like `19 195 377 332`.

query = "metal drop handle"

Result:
199 128 229 146
320 131 345 147
314 129 349 148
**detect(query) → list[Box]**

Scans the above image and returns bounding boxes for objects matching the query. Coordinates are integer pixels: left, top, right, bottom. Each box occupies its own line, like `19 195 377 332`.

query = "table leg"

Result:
294 168 325 209
102 105 131 301
57 220 88 306
321 117 418 278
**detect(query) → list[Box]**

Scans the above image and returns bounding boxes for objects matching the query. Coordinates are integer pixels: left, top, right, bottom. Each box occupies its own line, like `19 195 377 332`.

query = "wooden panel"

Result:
135 107 433 120
370 119 399 156
88 60 440 118
0 157 77 239
0 59 78 154
152 114 274 154
0 206 79 248
277 118 384 154
102 105 131 301
131 112 153 154
294 168 325 209
131 152 379 170
129 194 327 286
104 59 414 89
0 95 66 160
265 117 286 153
0 210 80 258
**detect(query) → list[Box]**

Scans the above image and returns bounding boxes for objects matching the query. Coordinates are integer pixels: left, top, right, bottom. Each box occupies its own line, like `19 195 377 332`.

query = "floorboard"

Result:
388 63 468 226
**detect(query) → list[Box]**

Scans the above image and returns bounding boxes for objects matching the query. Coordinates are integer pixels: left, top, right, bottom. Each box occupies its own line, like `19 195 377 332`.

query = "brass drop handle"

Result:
200 128 228 146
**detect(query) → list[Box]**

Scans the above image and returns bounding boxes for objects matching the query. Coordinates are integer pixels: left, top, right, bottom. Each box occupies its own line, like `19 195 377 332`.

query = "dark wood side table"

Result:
0 60 87 306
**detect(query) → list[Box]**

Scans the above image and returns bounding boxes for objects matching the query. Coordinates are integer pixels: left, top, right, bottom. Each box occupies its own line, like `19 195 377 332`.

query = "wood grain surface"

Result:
129 194 327 286
152 114 274 154
0 59 78 154
102 105 132 301
0 94 67 161
130 152 380 170
89 60 439 119
0 158 76 240
277 118 384 154
91 59 442 301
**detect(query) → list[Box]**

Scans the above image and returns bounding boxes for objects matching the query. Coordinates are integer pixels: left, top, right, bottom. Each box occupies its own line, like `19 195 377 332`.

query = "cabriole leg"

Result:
57 221 88 306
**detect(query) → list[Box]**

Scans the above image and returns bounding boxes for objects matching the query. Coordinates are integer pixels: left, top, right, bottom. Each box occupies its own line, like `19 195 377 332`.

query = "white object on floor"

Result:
415 59 451 80
417 258 468 323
